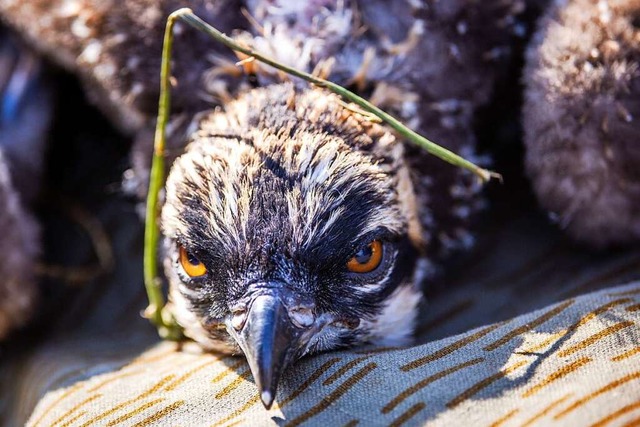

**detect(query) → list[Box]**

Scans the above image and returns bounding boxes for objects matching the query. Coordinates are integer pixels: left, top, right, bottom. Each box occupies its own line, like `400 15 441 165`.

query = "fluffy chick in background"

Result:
0 31 50 340
524 0 640 247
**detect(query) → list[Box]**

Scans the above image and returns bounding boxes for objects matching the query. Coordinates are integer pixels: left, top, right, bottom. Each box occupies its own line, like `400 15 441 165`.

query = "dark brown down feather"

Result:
523 0 640 247
0 149 39 340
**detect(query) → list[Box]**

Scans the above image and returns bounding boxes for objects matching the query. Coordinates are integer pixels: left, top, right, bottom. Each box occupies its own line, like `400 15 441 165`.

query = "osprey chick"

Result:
162 85 425 407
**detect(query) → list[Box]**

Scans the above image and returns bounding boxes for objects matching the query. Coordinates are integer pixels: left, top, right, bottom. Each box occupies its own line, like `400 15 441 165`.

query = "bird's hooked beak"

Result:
226 288 317 409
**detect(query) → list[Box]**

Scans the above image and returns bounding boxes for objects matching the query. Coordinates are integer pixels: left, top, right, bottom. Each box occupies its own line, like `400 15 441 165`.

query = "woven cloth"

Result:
25 281 640 426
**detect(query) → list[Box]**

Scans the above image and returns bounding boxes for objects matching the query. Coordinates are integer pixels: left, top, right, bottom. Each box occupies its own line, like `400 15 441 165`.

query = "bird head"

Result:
161 84 425 408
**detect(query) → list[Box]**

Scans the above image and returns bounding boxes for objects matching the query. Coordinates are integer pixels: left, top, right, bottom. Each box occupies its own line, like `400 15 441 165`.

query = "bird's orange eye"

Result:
179 245 207 277
346 240 383 273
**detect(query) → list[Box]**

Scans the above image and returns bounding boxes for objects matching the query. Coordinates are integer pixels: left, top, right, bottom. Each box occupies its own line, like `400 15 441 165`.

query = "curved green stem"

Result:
143 12 183 340
175 8 500 182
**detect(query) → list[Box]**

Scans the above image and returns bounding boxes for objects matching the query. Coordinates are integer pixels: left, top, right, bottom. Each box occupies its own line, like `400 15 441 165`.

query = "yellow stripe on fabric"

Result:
484 300 574 351
130 400 186 427
50 394 102 427
621 416 640 427
137 375 176 398
609 287 640 297
522 357 592 397
214 368 253 399
565 299 633 332
77 375 175 427
490 409 519 427
557 321 634 357
383 358 484 414
626 303 640 312
447 360 529 408
211 359 246 383
520 394 572 427
323 356 370 386
211 395 261 427
591 401 640 427
389 402 426 427
31 383 84 427
106 398 164 426
402 324 501 371
613 346 640 362
58 411 86 427
285 363 377 427
521 330 568 354
555 371 640 419
218 419 245 427
164 360 217 391
279 358 341 407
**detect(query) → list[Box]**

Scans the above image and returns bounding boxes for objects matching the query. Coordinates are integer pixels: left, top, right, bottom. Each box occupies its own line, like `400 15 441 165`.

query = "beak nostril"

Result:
288 306 315 328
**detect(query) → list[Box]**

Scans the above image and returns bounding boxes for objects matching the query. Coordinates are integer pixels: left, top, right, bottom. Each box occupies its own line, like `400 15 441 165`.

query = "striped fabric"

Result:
25 282 640 426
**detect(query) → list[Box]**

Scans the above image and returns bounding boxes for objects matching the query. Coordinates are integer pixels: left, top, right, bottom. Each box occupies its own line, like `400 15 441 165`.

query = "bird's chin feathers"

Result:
168 284 239 354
